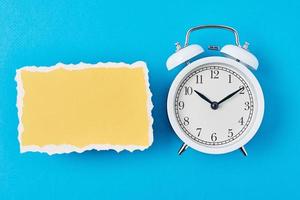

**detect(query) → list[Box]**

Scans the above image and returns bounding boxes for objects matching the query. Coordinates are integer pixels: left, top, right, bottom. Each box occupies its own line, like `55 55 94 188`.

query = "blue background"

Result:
1 0 300 199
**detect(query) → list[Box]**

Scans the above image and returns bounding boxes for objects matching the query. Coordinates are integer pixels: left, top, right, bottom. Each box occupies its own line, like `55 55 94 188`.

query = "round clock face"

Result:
167 57 264 154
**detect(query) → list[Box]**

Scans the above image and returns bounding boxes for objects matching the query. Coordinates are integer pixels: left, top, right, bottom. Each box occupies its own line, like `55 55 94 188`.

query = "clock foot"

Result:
178 143 188 155
240 146 248 156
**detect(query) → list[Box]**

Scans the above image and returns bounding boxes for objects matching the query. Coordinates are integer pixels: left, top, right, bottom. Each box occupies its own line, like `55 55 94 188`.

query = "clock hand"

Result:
218 87 244 105
194 90 213 105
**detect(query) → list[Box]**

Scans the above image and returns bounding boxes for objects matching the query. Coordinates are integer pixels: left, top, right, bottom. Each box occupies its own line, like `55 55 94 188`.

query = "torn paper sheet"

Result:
16 61 153 155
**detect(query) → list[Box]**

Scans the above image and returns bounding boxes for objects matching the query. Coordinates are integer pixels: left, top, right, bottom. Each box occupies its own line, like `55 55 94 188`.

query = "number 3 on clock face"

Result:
167 57 264 154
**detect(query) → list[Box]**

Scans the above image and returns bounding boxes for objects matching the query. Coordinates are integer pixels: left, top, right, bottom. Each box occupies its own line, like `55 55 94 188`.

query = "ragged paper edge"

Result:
15 61 154 155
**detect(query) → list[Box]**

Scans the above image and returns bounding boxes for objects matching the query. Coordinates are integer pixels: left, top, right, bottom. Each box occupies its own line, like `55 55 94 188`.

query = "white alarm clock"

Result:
166 25 264 156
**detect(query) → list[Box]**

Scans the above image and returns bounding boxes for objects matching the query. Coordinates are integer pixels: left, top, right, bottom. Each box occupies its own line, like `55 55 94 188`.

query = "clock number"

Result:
183 117 189 126
228 128 234 138
228 74 232 83
211 133 217 142
238 117 244 126
239 86 245 94
184 86 193 95
178 101 185 110
210 70 219 79
196 128 202 137
244 101 250 110
196 75 203 84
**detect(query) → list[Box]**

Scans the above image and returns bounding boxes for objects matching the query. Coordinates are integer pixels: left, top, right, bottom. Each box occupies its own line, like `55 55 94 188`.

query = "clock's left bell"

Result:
166 44 204 70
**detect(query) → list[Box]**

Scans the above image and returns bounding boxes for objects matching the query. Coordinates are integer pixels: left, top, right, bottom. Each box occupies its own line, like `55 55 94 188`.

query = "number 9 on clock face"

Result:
167 57 264 154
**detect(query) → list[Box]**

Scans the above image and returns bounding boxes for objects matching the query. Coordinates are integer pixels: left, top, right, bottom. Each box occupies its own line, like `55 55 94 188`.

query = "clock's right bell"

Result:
221 44 259 70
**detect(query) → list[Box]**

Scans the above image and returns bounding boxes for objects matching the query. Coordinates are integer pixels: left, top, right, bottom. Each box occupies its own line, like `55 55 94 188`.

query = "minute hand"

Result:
218 87 244 105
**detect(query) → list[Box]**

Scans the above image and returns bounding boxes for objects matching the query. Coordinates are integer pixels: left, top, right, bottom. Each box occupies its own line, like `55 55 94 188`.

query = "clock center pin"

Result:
211 101 219 110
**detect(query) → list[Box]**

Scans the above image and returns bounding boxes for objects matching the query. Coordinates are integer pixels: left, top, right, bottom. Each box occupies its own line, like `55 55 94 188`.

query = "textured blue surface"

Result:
1 0 300 199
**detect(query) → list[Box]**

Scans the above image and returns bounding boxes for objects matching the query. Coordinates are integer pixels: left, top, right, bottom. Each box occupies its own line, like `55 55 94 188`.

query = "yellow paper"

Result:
16 62 153 155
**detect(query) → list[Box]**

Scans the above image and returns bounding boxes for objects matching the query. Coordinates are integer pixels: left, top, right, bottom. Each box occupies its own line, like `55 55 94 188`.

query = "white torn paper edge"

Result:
15 61 154 155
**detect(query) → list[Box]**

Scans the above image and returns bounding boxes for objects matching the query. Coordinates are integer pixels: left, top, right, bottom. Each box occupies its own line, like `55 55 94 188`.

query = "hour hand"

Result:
194 90 213 105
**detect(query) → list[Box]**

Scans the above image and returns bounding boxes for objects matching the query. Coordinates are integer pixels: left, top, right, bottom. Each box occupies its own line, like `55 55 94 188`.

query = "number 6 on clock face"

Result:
167 57 264 155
